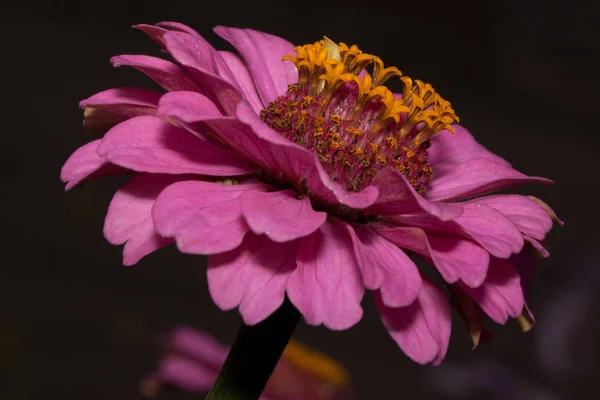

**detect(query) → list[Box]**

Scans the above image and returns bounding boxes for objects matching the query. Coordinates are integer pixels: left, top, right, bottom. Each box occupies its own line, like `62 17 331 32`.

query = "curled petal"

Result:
97 115 256 176
60 139 124 190
111 54 199 92
104 174 178 266
375 277 452 365
208 233 296 325
448 285 493 349
287 220 364 330
346 225 422 307
377 226 489 288
367 167 462 220
239 190 327 242
152 180 270 255
214 26 298 105
460 258 525 324
206 102 379 209
427 157 553 202
79 87 160 131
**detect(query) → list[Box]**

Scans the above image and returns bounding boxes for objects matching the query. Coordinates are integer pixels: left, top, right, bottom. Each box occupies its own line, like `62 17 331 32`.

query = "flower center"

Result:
260 38 459 194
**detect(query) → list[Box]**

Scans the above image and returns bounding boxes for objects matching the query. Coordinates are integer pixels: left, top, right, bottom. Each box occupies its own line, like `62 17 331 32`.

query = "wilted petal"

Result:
367 167 462 220
111 54 199 92
208 234 296 325
206 102 379 209
287 220 364 330
60 139 124 190
448 285 493 349
214 26 298 105
346 225 422 307
460 258 525 324
104 174 179 266
375 277 452 365
97 115 256 176
152 180 270 255
427 157 553 202
377 226 489 288
239 190 326 242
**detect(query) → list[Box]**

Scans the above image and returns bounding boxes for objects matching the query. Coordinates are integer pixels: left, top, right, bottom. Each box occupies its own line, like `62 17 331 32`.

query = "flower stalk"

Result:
205 298 301 400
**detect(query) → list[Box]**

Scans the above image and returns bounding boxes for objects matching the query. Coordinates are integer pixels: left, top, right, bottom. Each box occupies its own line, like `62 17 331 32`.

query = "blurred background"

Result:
1 0 598 398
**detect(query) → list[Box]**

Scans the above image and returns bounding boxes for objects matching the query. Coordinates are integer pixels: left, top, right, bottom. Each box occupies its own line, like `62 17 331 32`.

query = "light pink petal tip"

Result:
239 190 327 242
97 115 256 176
287 220 364 330
377 226 489 288
214 26 298 106
61 139 123 190
152 180 270 255
375 277 451 365
346 225 422 307
104 174 179 266
207 101 379 209
208 234 296 325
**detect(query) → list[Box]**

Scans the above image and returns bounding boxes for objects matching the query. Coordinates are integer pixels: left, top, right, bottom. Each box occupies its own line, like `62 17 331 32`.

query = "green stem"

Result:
205 298 301 400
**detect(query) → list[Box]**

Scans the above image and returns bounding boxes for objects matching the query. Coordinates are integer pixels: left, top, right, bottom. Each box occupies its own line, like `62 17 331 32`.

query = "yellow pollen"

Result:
282 38 459 138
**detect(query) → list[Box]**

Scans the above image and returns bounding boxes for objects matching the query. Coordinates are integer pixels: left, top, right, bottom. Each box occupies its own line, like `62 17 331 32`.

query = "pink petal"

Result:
156 21 202 36
427 157 553 202
374 277 452 365
346 225 422 307
162 31 242 115
61 139 123 190
208 233 296 325
428 125 512 174
153 357 216 393
238 190 326 243
79 87 160 130
104 174 179 266
218 51 263 114
286 220 364 330
168 326 228 367
111 54 199 92
157 91 222 123
377 226 489 288
207 102 379 209
448 285 492 349
152 180 270 255
97 115 256 176
454 201 525 258
460 257 525 324
214 26 298 105
367 167 462 220
476 194 553 240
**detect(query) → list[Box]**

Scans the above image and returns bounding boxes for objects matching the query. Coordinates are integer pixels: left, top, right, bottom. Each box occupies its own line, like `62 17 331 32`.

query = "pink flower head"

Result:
61 22 561 365
141 325 352 400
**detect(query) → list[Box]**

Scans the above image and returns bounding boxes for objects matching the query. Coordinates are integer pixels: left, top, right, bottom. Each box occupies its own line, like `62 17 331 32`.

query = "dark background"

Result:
2 0 598 399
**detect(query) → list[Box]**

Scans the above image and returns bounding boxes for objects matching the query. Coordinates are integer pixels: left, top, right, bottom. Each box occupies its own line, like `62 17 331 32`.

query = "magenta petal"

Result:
460 258 524 324
428 125 512 174
97 115 256 176
239 190 326 242
377 226 489 288
427 157 553 202
206 102 379 209
153 357 216 393
61 140 125 190
152 180 270 255
454 201 525 258
111 54 199 92
162 31 242 115
214 26 298 105
346 225 422 307
208 234 295 325
367 167 462 220
375 277 452 365
156 21 202 36
218 51 263 114
286 220 364 330
168 326 228 367
476 194 553 240
104 174 178 266
157 91 223 123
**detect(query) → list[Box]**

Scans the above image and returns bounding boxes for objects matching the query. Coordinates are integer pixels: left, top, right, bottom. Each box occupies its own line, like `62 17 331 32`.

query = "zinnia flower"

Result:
142 325 351 399
61 22 561 365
